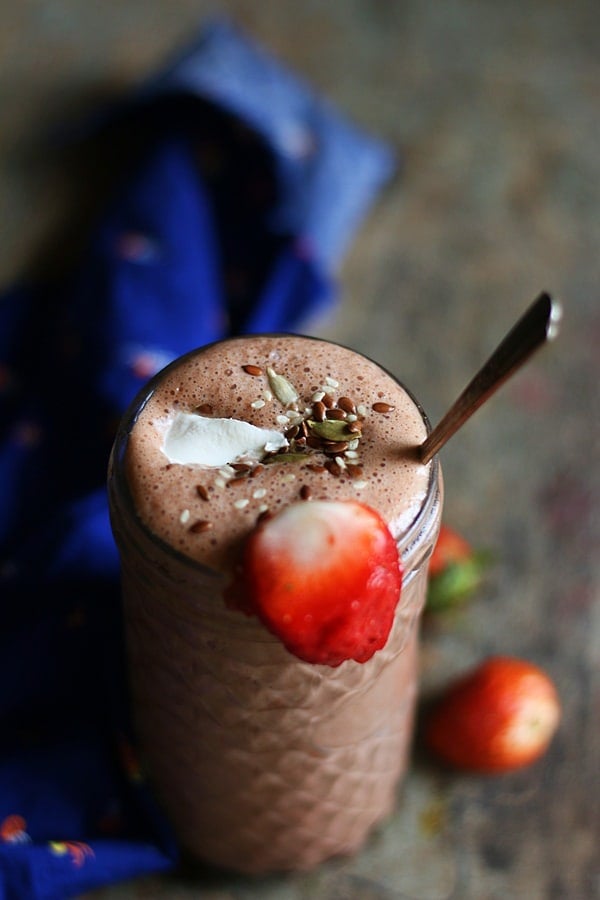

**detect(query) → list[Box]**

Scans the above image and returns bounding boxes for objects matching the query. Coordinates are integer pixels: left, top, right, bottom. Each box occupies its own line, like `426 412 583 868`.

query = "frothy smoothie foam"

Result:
108 334 442 873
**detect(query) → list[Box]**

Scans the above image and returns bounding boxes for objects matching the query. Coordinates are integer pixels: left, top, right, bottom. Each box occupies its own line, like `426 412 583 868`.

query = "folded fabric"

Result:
0 20 393 900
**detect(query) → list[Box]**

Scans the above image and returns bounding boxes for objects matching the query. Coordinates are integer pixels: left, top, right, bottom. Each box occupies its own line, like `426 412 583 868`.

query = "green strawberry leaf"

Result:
426 551 491 612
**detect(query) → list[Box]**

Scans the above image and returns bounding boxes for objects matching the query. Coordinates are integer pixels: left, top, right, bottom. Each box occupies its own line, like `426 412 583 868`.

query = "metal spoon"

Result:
419 292 562 464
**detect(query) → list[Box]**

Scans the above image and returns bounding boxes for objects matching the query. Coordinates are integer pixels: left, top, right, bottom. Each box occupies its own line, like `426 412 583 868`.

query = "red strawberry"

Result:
426 524 489 612
424 656 561 773
241 499 402 667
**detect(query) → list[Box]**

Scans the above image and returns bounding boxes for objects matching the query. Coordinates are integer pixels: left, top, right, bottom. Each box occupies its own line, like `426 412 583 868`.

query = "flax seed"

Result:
189 519 213 533
231 463 252 474
372 401 395 413
325 408 346 420
347 464 364 479
299 484 312 500
243 364 264 376
195 403 213 415
321 393 334 408
312 400 326 422
338 396 356 414
323 440 349 454
195 484 210 501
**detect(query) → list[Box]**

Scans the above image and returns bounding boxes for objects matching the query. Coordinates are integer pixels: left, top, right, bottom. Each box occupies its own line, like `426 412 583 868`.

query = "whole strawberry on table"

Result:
423 656 561 773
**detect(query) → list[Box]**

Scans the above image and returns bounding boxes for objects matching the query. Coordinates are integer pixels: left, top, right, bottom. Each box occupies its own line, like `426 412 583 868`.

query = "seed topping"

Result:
312 400 326 422
196 484 210 501
338 396 356 414
243 364 264 376
372 401 395 413
189 519 213 534
267 367 299 407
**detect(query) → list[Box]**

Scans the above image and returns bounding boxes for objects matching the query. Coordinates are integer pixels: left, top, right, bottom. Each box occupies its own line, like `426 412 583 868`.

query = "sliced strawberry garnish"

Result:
242 499 402 667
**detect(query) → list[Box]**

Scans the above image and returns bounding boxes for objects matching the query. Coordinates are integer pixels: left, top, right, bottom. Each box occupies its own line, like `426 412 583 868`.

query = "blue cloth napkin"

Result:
0 21 393 900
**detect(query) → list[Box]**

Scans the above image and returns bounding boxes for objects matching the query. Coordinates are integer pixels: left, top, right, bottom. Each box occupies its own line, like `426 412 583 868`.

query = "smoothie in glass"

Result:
108 334 442 873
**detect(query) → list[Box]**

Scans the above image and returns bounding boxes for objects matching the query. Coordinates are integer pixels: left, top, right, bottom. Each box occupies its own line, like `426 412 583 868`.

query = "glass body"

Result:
108 341 442 874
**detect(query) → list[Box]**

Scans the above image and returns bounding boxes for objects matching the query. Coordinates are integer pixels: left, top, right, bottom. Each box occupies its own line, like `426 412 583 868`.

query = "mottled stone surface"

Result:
2 1 598 898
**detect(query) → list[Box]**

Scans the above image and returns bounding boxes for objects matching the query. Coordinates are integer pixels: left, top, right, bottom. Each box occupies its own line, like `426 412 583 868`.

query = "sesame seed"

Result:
353 480 368 489
234 498 250 509
345 448 360 458
346 413 358 423
179 509 191 524
356 404 367 417
258 503 269 515
263 390 273 401
311 391 325 402
325 376 339 387
251 399 266 409
334 456 346 469
276 414 289 425
281 473 296 483
214 478 226 489
253 488 267 499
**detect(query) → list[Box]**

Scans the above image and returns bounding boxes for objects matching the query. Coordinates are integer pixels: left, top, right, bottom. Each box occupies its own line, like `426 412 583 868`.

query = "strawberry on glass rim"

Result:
237 499 402 667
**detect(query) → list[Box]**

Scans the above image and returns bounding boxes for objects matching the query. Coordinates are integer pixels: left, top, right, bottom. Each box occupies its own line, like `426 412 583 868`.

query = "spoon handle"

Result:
420 292 562 464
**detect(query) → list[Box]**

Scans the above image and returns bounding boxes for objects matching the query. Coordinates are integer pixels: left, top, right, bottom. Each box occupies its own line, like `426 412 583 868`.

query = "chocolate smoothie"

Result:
108 335 442 873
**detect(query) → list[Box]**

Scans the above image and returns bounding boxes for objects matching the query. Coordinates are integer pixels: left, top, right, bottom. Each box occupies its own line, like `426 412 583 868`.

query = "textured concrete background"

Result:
1 2 598 898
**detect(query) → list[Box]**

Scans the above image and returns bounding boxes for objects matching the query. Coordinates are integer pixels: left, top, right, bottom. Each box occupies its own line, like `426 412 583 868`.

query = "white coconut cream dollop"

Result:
162 412 288 467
